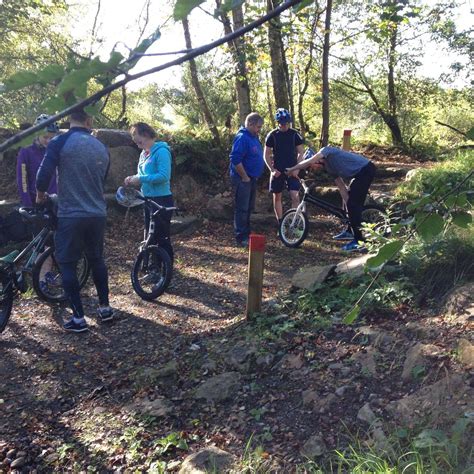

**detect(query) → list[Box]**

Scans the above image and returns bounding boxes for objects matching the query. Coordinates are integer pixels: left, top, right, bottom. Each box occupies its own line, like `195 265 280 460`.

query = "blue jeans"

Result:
232 175 257 242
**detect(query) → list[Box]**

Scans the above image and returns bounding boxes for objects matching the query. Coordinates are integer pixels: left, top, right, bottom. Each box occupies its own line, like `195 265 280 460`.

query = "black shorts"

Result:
269 174 300 193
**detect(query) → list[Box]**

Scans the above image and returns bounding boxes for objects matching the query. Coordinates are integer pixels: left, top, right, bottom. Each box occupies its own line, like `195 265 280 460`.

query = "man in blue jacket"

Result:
36 109 113 333
229 113 264 246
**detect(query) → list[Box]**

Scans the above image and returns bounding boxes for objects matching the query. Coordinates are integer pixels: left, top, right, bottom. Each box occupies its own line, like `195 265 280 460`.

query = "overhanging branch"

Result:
0 0 303 153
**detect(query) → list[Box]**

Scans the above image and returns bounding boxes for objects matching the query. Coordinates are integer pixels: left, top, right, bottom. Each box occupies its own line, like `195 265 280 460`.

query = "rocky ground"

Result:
0 152 473 473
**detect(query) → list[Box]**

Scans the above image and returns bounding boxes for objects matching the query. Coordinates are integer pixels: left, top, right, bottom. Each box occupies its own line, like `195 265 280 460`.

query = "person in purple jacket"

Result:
16 114 59 206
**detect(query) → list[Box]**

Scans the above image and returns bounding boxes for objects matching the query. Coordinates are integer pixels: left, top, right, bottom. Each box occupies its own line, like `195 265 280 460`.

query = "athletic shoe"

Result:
63 318 88 333
98 306 114 322
333 230 354 240
237 238 249 248
342 239 365 252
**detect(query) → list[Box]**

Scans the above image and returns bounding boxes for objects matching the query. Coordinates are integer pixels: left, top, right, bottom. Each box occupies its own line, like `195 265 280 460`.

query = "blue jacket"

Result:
136 141 172 197
229 127 264 178
36 127 109 218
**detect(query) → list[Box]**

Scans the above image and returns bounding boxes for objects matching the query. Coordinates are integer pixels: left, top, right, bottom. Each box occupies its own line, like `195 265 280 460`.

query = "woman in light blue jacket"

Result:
124 122 174 261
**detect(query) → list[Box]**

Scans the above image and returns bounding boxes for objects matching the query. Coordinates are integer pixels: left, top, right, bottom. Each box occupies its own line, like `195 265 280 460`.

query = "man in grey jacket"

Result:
36 110 113 332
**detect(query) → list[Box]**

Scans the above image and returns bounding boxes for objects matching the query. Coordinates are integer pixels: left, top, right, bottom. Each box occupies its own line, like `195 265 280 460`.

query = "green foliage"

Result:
309 417 473 473
152 432 188 455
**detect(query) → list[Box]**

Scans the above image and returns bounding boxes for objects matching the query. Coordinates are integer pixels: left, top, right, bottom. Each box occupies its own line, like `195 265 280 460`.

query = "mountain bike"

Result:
279 178 389 248
1 205 91 333
116 187 176 301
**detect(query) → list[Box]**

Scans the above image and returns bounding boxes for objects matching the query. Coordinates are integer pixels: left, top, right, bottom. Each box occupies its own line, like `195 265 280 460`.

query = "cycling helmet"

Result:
275 108 291 124
34 114 59 133
115 186 144 208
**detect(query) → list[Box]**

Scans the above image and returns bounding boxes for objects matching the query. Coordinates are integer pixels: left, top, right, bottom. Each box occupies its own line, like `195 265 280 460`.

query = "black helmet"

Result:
115 186 144 208
275 108 291 124
34 114 59 133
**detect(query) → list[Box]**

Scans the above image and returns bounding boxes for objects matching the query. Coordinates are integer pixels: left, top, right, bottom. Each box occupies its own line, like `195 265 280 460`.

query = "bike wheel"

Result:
279 209 309 248
361 205 390 239
131 245 172 301
32 247 90 303
0 270 14 333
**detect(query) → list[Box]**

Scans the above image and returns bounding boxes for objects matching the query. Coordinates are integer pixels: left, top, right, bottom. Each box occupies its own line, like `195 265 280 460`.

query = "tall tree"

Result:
216 0 252 126
320 0 332 147
267 0 289 111
182 17 221 147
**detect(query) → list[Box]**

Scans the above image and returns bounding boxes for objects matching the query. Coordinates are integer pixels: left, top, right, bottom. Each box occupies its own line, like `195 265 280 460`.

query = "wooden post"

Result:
342 129 352 150
246 233 265 319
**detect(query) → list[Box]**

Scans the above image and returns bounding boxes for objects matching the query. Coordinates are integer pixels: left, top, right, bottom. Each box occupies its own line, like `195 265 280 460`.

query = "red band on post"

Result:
343 129 352 136
249 234 265 252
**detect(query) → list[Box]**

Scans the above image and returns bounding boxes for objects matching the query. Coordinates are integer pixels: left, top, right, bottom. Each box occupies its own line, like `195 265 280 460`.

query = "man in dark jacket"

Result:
229 112 264 246
36 110 113 332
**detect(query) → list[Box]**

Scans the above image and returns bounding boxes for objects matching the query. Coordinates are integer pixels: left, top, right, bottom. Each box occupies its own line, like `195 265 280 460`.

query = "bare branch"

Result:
89 0 102 57
435 120 468 138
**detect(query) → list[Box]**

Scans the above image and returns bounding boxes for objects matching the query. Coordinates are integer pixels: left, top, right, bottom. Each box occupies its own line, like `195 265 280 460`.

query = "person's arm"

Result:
334 176 349 204
264 146 281 177
36 137 61 204
230 134 250 181
286 151 324 173
16 148 33 206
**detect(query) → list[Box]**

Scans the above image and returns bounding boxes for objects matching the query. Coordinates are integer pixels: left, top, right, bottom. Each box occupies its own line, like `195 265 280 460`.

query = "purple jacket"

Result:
16 141 57 206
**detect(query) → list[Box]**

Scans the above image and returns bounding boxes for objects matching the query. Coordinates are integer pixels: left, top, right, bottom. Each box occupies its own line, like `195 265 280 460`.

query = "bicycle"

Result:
0 203 89 313
278 177 389 248
116 187 176 301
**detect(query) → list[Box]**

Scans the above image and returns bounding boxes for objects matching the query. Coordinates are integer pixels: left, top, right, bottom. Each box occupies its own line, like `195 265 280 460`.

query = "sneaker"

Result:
237 238 249 248
98 306 114 322
342 239 365 252
63 318 88 333
333 230 354 241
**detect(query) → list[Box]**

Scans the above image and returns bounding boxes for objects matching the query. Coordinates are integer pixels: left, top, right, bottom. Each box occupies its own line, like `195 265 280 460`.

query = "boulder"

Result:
179 447 234 474
205 194 233 220
193 372 241 403
386 374 473 426
291 264 335 291
457 339 474 369
300 435 327 459
443 283 474 324
95 129 136 148
172 175 207 211
125 396 173 417
170 216 201 236
334 254 372 279
401 343 442 381
105 146 140 192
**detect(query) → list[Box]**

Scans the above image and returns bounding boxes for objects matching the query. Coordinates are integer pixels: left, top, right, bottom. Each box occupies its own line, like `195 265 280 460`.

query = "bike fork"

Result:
290 202 306 227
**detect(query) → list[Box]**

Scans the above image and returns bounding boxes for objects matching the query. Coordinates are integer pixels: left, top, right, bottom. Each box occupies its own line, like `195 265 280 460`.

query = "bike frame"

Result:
289 180 349 227
13 226 52 273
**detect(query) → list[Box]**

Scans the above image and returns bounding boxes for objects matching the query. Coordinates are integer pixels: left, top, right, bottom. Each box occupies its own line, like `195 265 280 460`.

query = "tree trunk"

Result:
216 1 252 126
182 18 221 147
267 0 289 111
320 0 332 147
386 21 404 147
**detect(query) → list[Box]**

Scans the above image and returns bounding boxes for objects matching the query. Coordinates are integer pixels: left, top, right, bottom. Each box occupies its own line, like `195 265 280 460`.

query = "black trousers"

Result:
347 162 376 241
144 195 174 262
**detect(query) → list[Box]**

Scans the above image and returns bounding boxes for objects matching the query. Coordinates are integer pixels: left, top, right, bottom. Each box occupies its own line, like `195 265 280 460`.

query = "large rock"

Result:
401 343 442 382
334 254 372 279
205 193 233 220
95 129 136 148
291 264 335 291
106 145 140 192
179 447 234 474
386 374 473 426
193 372 241 402
172 175 207 211
443 283 474 324
125 396 173 417
457 339 474 369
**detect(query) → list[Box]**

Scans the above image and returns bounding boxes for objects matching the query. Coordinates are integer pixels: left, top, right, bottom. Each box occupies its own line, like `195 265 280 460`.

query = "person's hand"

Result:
241 176 251 183
36 191 48 205
289 170 299 178
271 170 281 178
124 175 140 187
285 167 293 175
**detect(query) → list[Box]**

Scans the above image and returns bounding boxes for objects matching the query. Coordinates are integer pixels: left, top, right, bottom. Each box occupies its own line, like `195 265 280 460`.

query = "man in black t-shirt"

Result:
264 108 304 226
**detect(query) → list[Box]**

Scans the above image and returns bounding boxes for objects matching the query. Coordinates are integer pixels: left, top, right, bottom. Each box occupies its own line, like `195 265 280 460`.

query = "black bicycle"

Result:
279 178 388 248
0 204 90 332
116 187 176 301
